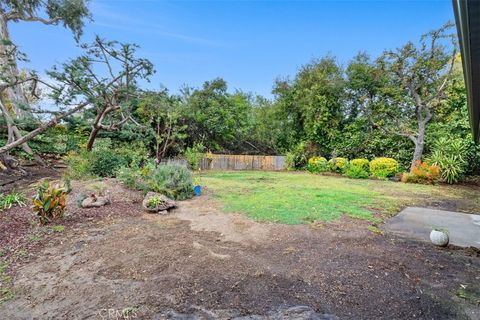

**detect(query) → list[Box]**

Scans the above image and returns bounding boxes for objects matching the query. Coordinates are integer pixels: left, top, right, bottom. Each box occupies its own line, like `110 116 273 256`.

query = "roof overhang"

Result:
453 0 480 143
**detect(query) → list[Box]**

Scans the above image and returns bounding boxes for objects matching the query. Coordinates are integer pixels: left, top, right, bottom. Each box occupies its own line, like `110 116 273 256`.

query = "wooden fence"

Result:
199 154 286 171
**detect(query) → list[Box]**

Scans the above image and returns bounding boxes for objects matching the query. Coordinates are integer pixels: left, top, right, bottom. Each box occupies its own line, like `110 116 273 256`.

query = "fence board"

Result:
199 154 286 171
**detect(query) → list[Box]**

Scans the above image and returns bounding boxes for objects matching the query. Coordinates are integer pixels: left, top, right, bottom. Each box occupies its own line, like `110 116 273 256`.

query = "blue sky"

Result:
11 0 454 97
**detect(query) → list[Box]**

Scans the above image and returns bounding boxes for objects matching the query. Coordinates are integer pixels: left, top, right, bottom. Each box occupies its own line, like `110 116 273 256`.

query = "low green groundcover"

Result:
200 171 464 225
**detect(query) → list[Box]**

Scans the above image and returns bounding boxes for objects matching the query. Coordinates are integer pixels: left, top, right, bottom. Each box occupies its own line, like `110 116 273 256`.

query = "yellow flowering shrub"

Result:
328 157 349 173
370 157 399 178
307 156 328 173
350 158 370 171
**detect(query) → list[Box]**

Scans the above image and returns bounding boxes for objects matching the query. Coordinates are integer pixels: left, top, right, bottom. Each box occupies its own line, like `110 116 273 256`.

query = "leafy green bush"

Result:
117 163 194 200
350 158 370 171
116 163 150 191
116 166 141 189
64 151 95 180
32 180 68 225
328 157 349 173
184 143 205 170
370 157 399 178
307 156 329 173
428 137 467 184
91 149 128 177
346 165 369 179
65 146 138 179
147 164 194 200
286 142 308 170
116 142 149 167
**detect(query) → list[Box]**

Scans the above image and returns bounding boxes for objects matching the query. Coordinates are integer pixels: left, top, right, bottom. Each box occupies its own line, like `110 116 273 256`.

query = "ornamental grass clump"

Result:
428 137 467 184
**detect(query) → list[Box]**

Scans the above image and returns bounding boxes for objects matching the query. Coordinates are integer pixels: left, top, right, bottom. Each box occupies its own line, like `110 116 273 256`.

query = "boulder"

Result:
81 194 111 208
142 192 176 213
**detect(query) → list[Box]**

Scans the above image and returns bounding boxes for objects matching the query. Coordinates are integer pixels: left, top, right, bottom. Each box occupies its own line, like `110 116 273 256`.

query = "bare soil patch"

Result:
0 180 479 319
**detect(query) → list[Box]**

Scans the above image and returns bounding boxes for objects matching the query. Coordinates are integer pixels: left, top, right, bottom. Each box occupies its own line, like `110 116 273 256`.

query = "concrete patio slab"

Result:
384 207 480 248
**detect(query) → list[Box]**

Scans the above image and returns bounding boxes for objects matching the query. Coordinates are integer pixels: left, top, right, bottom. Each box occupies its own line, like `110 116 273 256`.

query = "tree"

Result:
0 0 90 115
183 78 252 151
136 89 187 161
333 53 411 166
247 95 282 154
48 37 154 151
0 0 90 166
273 56 345 156
379 22 457 170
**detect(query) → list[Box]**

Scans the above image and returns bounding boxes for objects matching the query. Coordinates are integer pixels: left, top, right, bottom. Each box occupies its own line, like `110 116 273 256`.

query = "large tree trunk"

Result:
0 102 87 155
86 126 100 151
0 13 40 170
85 105 123 152
410 130 425 171
0 14 28 118
0 97 46 166
409 112 429 172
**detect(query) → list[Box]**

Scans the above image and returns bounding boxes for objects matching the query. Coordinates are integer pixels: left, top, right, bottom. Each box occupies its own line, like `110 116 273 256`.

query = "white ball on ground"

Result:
430 230 449 247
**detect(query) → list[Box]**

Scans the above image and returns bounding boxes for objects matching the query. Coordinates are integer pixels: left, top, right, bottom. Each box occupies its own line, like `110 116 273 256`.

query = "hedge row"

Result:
307 157 399 179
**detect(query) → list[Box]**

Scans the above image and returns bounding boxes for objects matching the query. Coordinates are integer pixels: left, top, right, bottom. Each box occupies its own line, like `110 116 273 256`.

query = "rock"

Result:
81 195 110 208
142 192 176 213
430 229 449 247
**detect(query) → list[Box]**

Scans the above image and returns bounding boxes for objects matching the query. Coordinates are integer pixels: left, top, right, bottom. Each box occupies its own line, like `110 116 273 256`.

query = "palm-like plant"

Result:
428 137 467 184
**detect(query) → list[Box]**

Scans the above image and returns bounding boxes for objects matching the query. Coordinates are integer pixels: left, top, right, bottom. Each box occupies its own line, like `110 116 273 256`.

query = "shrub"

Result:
117 163 194 200
64 151 95 180
64 143 146 180
116 166 142 190
116 142 149 167
91 149 129 177
307 156 329 173
328 157 349 173
32 180 68 225
428 137 467 184
184 143 205 170
401 161 441 184
370 157 399 178
350 158 370 171
346 165 369 179
147 164 194 200
286 142 308 170
116 163 150 191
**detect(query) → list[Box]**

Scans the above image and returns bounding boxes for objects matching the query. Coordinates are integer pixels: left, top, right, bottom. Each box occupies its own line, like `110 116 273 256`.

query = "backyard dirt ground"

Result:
0 179 479 319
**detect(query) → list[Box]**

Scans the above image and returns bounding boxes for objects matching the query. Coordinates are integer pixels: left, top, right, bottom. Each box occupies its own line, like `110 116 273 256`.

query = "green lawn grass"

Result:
200 171 480 224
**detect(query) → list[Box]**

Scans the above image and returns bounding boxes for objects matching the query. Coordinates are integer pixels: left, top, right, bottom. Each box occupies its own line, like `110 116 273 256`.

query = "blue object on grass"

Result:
193 185 202 196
